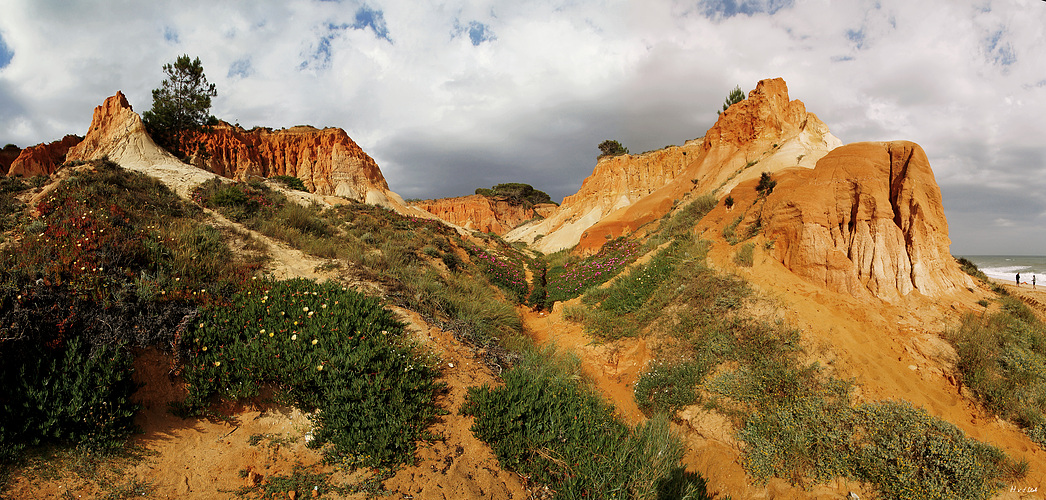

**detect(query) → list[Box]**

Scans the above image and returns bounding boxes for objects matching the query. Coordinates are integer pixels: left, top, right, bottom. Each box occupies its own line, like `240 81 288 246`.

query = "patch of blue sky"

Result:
699 0 793 19
0 33 11 69
228 58 253 78
353 6 390 41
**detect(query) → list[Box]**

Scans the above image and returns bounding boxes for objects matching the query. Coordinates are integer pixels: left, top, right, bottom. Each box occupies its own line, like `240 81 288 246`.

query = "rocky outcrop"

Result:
66 92 407 210
0 144 21 174
410 195 556 234
180 123 399 205
7 135 82 177
507 78 841 254
728 141 974 301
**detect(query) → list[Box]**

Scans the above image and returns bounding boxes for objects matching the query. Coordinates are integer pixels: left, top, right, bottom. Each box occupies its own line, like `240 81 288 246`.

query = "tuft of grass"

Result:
722 216 742 245
734 242 754 267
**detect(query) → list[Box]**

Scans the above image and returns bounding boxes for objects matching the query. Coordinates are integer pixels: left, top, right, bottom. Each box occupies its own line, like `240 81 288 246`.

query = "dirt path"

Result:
519 303 648 424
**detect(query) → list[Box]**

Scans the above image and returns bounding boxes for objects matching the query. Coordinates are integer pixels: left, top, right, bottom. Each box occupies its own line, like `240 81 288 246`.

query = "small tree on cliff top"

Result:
143 55 218 157
719 85 745 115
598 140 629 159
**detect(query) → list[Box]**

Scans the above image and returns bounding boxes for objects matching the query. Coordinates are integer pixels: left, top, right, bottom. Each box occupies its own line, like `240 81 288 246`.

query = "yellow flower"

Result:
213 361 220 367
311 339 318 345
202 346 208 351
269 332 274 337
317 365 324 371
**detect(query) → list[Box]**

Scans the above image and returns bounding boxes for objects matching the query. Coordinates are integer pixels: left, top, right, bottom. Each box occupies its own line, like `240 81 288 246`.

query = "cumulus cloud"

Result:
0 0 1044 253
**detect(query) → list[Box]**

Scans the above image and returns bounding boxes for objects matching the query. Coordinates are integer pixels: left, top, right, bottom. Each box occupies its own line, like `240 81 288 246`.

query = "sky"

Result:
0 0 1044 255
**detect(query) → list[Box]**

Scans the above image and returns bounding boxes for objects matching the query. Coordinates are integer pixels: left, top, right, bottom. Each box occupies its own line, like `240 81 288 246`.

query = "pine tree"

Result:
719 85 745 114
142 55 217 156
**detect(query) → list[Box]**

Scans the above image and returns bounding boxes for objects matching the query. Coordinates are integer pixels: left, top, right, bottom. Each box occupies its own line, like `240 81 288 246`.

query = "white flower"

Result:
303 306 309 312
291 334 298 341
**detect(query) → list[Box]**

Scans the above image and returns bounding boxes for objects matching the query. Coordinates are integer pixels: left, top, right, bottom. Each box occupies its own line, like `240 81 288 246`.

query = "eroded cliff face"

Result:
65 92 405 209
410 195 555 234
507 77 841 254
717 141 974 302
7 135 82 177
181 123 398 205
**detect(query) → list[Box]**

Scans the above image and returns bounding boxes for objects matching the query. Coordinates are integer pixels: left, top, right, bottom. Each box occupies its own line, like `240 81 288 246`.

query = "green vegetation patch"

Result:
0 160 262 463
949 296 1046 446
474 182 554 206
466 244 528 303
461 351 708 500
545 238 641 304
182 278 444 467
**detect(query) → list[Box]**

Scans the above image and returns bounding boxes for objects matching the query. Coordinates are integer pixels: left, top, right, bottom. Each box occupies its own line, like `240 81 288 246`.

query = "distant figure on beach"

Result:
1017 273 1021 287
1035 275 1037 289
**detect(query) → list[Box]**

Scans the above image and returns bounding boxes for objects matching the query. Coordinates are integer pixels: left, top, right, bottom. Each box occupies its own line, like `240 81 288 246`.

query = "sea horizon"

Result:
959 255 1046 283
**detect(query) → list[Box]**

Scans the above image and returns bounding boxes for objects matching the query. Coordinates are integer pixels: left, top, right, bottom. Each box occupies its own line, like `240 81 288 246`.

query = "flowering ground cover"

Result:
0 160 261 461
182 278 444 467
545 238 641 304
466 244 527 303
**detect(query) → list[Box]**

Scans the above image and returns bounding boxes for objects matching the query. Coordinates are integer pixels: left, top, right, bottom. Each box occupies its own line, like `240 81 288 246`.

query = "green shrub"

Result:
0 336 139 459
182 278 444 467
949 305 1046 446
271 175 308 192
851 401 1007 500
461 351 708 500
956 257 989 282
634 360 709 415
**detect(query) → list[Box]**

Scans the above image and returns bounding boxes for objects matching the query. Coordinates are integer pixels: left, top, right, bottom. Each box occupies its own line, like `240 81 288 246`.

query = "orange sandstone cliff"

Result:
7 135 82 177
65 92 405 209
706 141 975 302
507 77 841 254
409 195 556 234
0 144 22 174
181 122 399 205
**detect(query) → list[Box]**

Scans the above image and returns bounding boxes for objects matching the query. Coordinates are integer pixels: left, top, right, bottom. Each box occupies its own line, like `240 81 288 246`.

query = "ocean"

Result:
960 255 1046 284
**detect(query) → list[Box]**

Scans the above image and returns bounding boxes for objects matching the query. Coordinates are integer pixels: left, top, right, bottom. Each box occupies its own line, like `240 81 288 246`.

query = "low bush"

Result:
271 175 308 192
949 301 1046 446
466 245 527 303
956 257 989 283
182 278 444 467
0 336 139 459
461 350 708 500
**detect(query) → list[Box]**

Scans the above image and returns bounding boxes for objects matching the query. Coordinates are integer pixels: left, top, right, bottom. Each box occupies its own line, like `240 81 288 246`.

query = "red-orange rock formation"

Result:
0 144 21 174
508 78 841 254
410 195 555 234
7 135 82 177
67 92 404 207
717 141 974 301
181 122 394 203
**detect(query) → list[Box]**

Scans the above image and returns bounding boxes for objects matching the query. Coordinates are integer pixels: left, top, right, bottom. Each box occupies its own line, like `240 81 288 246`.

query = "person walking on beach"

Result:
1035 275 1037 289
1017 273 1021 287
